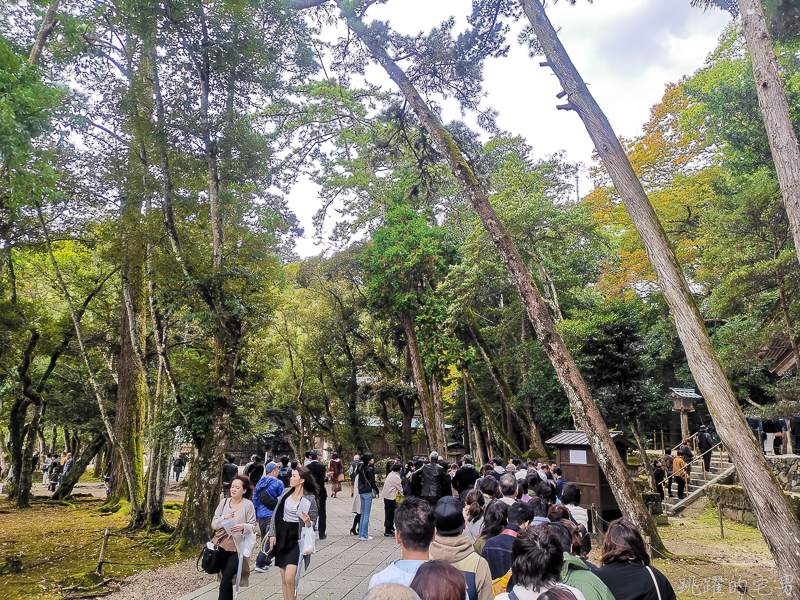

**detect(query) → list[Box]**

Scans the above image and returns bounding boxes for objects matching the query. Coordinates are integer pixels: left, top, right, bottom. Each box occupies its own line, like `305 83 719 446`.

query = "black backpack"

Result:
259 484 279 510
278 465 292 486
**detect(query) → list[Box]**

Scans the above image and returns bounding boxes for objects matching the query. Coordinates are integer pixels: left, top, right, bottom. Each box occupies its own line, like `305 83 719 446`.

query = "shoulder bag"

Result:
197 499 228 574
646 566 663 600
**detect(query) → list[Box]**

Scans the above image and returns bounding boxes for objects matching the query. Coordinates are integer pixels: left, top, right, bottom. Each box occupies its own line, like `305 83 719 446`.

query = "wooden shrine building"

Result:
546 429 635 525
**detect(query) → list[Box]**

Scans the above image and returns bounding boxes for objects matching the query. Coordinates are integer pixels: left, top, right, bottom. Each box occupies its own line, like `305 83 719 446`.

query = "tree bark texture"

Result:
630 420 657 492
110 275 145 509
27 0 60 65
51 434 105 501
463 370 474 458
331 0 664 551
520 0 800 573
401 309 439 453
466 308 547 458
738 0 800 271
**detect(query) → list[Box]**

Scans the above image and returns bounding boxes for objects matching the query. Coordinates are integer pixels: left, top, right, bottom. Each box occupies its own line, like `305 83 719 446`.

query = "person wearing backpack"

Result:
252 461 284 574
348 453 361 498
429 496 493 600
697 426 713 473
277 456 292 488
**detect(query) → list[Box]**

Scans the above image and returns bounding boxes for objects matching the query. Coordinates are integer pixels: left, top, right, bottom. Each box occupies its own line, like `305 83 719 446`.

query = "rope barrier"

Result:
591 508 757 600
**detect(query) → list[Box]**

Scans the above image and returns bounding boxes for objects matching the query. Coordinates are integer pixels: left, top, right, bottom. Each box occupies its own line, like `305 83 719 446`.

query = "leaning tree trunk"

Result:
328 0 665 552
738 0 800 271
51 434 105 501
401 309 439 453
520 0 800 578
630 420 657 492
465 371 525 458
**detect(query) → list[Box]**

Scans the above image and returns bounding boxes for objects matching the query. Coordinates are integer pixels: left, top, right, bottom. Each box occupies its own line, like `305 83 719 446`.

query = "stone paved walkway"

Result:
176 487 402 600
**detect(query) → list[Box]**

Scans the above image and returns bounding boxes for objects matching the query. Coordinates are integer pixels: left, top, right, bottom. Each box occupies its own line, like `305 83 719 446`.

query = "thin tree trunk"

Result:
465 371 524 458
463 370 474 458
325 0 664 551
27 0 61 65
520 0 800 568
466 308 547 457
401 309 439 453
777 277 800 370
472 421 487 466
738 0 800 271
430 378 447 457
630 420 656 492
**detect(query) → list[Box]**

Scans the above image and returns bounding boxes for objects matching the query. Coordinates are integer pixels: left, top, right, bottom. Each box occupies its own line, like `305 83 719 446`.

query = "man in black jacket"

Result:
451 455 479 501
306 450 328 539
221 454 238 497
697 425 713 472
420 452 446 505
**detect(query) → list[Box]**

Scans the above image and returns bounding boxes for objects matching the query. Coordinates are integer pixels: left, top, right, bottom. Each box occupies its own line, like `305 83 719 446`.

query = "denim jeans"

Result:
359 493 373 538
256 516 272 568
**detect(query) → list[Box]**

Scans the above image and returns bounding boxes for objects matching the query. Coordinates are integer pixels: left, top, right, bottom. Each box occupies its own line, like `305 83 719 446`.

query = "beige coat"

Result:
429 533 493 600
211 497 257 587
380 471 403 501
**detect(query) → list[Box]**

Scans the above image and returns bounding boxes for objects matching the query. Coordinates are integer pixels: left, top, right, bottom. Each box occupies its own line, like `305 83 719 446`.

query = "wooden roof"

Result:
545 429 634 449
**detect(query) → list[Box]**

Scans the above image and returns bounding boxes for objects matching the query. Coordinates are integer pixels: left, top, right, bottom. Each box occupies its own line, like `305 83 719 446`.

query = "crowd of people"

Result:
206 450 676 600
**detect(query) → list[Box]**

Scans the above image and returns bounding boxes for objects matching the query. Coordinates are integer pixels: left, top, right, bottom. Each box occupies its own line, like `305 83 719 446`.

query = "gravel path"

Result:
105 557 217 600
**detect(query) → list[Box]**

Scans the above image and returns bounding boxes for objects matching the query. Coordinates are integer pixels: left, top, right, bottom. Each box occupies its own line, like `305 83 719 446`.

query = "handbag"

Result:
337 473 345 482
198 542 224 574
197 498 229 574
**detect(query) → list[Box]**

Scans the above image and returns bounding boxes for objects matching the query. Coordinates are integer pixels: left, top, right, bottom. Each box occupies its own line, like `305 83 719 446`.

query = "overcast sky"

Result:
289 0 731 258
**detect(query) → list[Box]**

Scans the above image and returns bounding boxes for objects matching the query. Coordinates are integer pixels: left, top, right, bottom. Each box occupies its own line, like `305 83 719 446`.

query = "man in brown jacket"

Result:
429 496 493 600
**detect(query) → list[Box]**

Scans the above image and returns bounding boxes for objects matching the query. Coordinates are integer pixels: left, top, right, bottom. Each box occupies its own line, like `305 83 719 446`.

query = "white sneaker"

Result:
359 536 374 541
253 566 269 573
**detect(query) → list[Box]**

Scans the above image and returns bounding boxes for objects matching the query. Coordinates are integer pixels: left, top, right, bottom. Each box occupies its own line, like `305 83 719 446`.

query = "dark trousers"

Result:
352 513 360 534
384 498 396 534
421 495 440 506
676 477 686 500
218 548 239 600
256 516 272 568
701 450 712 473
665 474 673 497
317 495 327 538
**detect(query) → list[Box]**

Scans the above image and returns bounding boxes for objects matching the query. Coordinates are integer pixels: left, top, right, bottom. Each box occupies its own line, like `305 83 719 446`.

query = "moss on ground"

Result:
651 502 784 600
0 496 194 599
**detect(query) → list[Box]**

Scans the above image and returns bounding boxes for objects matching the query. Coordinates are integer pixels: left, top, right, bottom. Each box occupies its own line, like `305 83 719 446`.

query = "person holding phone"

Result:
267 466 319 600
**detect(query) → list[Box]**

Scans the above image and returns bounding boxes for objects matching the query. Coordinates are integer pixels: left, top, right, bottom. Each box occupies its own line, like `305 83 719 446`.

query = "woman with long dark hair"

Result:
472 498 507 554
495 526 586 600
595 520 676 600
267 466 319 600
463 489 485 545
356 452 380 540
211 475 257 600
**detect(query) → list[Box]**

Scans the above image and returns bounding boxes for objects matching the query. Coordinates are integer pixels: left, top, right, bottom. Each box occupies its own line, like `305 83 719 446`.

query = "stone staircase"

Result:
664 451 735 515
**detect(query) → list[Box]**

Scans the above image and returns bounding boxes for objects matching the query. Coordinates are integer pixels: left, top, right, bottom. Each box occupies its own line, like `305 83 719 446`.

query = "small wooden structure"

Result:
668 388 701 440
546 430 635 525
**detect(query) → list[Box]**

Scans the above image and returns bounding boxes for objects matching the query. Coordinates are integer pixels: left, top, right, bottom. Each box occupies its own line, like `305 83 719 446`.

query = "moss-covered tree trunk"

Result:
401 309 440 454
